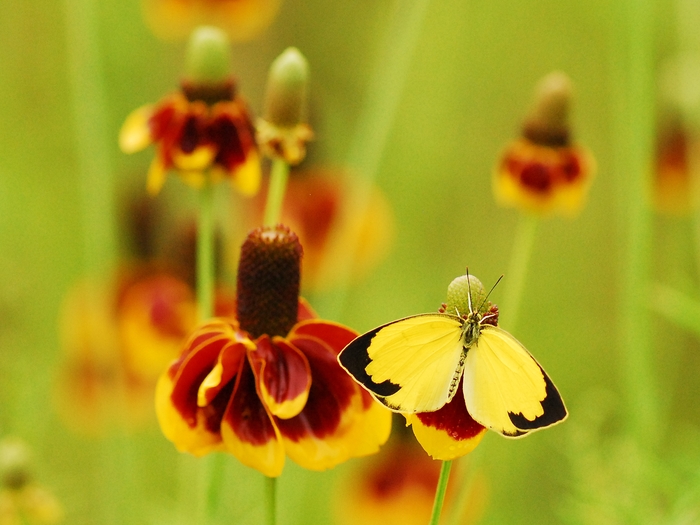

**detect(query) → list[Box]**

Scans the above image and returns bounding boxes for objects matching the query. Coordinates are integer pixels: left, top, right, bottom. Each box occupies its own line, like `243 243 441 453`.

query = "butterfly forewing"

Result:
339 314 465 413
462 325 567 437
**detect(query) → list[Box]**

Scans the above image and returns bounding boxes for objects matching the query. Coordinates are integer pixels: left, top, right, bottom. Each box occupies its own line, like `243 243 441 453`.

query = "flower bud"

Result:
522 71 574 147
263 47 309 128
185 26 232 85
444 274 488 317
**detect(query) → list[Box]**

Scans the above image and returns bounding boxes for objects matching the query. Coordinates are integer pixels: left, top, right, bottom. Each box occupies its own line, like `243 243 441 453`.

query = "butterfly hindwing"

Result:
462 325 567 437
338 314 465 413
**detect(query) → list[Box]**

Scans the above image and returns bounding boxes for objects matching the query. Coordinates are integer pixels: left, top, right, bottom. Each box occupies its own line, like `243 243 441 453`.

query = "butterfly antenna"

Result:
465 267 474 314
477 274 504 312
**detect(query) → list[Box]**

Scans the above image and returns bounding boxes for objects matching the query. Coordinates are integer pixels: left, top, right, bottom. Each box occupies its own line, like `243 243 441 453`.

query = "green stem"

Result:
264 158 290 226
197 181 215 321
429 460 452 525
501 215 538 332
314 0 431 317
650 283 700 338
266 476 277 525
611 0 658 446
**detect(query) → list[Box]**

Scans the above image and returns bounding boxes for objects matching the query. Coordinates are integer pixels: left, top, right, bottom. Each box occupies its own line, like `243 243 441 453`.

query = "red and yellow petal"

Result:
248 335 311 420
220 359 285 477
119 105 155 153
274 335 387 471
146 156 168 196
493 138 595 216
405 382 486 461
155 320 248 455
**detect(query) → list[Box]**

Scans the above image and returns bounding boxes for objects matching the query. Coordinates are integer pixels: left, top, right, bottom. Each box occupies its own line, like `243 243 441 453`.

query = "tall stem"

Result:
611 0 658 446
500 215 538 332
264 159 290 226
197 181 215 321
429 460 452 525
266 477 277 525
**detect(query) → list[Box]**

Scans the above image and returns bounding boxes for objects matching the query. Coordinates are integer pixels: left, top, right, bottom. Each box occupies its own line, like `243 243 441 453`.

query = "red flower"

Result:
120 80 260 196
156 226 390 476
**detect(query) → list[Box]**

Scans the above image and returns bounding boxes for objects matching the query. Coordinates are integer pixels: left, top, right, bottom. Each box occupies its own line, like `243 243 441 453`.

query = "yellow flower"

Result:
493 71 595 216
120 85 260 196
142 0 281 41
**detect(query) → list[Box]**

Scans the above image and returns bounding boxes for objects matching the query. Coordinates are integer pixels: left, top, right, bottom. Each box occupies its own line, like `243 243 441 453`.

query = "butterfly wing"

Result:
462 325 567 437
338 314 465 413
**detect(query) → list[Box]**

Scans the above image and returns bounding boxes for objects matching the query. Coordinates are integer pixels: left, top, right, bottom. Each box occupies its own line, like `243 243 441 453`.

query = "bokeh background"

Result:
2 0 700 523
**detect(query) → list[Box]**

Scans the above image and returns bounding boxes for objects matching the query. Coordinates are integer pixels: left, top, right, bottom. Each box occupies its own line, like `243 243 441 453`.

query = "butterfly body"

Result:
338 308 567 438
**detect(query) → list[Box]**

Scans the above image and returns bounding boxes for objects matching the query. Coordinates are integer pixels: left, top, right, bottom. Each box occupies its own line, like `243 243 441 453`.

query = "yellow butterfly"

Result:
338 276 567 437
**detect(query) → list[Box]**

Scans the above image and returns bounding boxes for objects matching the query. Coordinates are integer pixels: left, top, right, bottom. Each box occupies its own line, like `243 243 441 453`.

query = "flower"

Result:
493 71 595 216
653 115 699 215
119 27 261 196
54 266 214 434
141 0 281 42
0 438 63 525
334 426 487 525
256 47 314 165
156 225 391 477
232 167 394 291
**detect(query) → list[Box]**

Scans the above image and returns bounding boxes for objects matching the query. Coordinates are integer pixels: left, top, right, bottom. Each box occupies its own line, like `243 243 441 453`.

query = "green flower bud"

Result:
185 26 232 84
263 47 309 128
445 274 488 317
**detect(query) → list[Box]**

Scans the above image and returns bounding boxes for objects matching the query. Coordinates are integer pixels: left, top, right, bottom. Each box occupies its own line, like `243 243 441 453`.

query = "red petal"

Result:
289 320 359 355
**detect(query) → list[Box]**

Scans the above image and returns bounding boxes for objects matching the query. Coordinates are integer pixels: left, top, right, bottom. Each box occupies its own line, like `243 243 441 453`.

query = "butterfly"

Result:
337 277 567 437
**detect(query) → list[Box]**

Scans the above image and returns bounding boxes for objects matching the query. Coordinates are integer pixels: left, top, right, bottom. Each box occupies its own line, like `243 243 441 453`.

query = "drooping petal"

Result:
155 321 249 455
405 380 486 461
119 105 155 153
275 336 386 470
146 156 168 196
248 335 311 419
220 358 285 477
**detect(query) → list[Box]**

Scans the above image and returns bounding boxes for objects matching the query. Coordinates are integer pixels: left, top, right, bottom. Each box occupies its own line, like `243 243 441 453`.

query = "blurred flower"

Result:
257 47 313 165
334 427 487 525
142 0 281 42
494 71 595 216
0 438 63 525
233 167 394 291
156 225 391 477
119 27 260 196
54 266 209 434
653 115 700 215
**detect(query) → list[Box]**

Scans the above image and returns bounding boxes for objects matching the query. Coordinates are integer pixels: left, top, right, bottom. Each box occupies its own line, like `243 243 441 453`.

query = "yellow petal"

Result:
146 157 168 196
230 150 262 197
119 105 155 153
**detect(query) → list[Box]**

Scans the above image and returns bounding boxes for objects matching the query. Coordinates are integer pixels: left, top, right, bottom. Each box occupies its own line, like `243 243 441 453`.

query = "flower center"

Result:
236 225 303 339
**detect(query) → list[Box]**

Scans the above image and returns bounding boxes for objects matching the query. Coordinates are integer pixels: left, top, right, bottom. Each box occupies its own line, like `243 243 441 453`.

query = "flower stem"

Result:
266 476 277 525
429 460 452 525
611 0 658 446
264 158 290 226
197 181 215 321
501 214 538 332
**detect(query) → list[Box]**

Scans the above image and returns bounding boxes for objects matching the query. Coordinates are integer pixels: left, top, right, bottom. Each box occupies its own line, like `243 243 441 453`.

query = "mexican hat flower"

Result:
142 0 281 42
156 225 391 477
493 71 595 216
54 267 204 434
119 27 260 196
